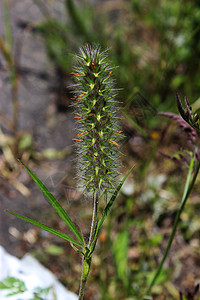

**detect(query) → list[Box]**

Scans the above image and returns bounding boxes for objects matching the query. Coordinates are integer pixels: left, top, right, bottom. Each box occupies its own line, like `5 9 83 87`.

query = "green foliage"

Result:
19 161 83 245
18 133 33 151
0 276 54 300
112 231 129 286
65 0 94 43
0 277 26 296
6 161 84 249
36 19 71 72
129 0 200 99
6 209 83 248
44 244 64 256
90 166 134 255
33 0 200 120
32 286 53 300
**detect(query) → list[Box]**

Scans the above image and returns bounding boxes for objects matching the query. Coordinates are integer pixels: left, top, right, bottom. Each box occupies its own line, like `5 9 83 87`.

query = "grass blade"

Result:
19 161 84 245
90 166 134 253
6 210 83 248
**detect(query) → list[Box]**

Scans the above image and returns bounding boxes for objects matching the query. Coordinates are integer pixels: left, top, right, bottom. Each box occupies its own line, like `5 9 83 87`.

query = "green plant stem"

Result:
3 0 12 52
78 276 86 300
78 255 91 300
88 191 99 249
11 75 19 135
144 154 200 297
78 191 99 300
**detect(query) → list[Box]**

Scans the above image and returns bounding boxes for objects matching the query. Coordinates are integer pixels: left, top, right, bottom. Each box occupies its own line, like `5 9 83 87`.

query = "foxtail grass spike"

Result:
71 44 122 198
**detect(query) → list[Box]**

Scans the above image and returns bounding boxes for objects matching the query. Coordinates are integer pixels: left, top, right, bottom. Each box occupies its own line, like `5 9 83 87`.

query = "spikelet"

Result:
71 44 122 198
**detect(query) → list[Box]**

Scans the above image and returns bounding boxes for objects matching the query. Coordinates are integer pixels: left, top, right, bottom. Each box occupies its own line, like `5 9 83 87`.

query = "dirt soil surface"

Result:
0 0 79 257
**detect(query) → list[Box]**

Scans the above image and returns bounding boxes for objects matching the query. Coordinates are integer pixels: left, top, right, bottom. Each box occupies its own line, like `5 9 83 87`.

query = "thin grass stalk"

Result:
11 74 19 135
88 191 99 249
2 1 19 137
3 0 12 52
32 0 50 17
78 191 99 299
78 257 88 300
144 154 200 297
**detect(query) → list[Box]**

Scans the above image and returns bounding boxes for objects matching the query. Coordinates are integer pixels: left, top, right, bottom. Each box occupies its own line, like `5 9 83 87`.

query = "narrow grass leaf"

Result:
90 166 134 252
19 161 83 245
6 210 83 248
112 231 129 286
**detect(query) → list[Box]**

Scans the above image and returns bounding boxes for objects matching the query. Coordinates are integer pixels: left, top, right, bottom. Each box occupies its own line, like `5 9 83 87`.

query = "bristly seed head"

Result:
71 43 123 198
